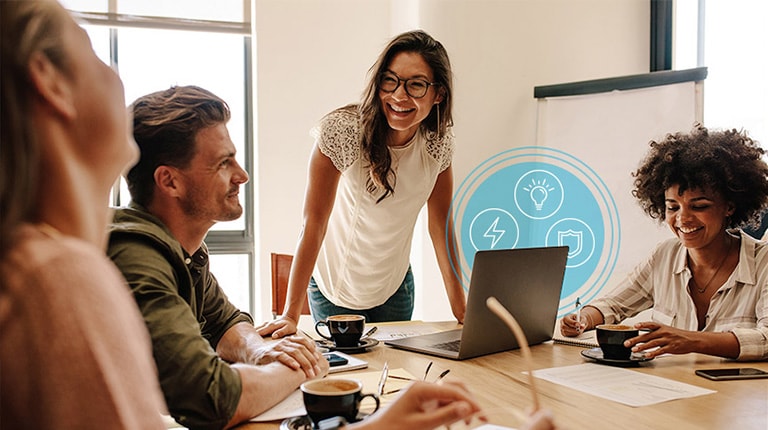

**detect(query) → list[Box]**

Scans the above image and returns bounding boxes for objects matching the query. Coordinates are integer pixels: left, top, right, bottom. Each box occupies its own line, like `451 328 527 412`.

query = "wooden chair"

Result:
270 252 311 318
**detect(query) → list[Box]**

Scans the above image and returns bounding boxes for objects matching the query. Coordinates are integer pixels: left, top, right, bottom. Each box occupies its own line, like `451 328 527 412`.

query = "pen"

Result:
575 297 582 333
423 361 433 380
387 375 414 382
377 362 389 396
435 369 450 382
362 326 377 340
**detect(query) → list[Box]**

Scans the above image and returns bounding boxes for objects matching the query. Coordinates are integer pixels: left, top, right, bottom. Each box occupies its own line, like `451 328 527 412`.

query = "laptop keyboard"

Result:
430 339 461 352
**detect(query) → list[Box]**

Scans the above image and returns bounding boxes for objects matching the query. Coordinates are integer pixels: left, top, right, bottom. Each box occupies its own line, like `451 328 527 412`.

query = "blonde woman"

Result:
0 1 166 428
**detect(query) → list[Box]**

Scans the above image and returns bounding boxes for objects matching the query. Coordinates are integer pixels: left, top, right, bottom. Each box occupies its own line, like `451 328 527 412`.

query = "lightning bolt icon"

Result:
483 217 505 248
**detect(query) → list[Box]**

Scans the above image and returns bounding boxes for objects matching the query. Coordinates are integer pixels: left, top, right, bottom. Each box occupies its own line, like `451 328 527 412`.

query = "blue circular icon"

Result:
449 147 620 317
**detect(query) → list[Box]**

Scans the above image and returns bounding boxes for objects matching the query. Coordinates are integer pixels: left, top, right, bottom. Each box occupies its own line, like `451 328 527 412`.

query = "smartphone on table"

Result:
323 353 349 367
695 368 768 381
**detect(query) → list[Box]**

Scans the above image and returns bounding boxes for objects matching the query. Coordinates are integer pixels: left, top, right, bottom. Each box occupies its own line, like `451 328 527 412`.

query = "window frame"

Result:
70 8 257 314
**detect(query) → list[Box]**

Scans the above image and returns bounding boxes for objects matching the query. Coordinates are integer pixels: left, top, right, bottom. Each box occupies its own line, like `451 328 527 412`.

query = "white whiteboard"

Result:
535 79 702 312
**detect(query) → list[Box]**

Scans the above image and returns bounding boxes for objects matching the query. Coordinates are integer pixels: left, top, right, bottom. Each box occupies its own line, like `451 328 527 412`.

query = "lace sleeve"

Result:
425 128 455 172
310 109 362 172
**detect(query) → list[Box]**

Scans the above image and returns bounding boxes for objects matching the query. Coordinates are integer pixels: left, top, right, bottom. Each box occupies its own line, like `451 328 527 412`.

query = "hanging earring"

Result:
435 103 441 138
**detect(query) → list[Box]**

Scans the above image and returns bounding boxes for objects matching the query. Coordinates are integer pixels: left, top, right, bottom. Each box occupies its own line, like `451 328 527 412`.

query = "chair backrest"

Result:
270 252 311 317
742 208 768 240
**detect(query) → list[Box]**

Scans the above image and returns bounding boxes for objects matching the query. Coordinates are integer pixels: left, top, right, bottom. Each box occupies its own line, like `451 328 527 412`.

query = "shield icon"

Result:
558 229 583 259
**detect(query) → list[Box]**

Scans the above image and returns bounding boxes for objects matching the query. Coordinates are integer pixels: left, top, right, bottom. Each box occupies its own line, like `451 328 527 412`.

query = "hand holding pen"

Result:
559 297 597 337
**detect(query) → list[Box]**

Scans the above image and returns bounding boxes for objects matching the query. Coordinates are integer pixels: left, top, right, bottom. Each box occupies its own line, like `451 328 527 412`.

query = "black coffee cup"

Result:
596 324 639 360
300 378 380 426
315 314 365 347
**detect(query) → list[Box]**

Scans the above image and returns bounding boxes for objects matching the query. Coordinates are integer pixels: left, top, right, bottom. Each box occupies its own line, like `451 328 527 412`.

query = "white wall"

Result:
253 0 649 322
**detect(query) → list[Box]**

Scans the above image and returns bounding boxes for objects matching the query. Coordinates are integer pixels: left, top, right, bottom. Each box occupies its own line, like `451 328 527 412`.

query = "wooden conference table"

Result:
233 320 768 430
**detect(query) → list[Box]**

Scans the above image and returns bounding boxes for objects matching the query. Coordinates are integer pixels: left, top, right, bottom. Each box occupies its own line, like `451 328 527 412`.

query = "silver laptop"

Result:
385 246 568 360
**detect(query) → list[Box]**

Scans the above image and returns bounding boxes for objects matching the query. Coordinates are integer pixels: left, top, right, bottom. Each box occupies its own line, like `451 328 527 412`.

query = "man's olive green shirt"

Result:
108 204 253 430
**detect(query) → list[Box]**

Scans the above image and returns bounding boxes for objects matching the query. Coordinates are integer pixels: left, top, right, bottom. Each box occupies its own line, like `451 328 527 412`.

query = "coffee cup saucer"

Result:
581 347 654 367
315 337 379 354
280 412 370 430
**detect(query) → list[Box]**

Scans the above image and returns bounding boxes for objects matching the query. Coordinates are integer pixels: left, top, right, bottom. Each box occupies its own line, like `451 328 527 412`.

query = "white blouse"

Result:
311 108 453 309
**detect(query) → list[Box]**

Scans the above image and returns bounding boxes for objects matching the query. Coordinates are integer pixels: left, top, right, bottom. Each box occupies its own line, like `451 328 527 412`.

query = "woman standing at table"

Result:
0 1 167 428
561 125 768 361
259 30 466 338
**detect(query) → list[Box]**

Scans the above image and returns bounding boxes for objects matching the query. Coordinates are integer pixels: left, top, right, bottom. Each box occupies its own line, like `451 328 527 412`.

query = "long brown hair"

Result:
358 30 453 202
1 0 68 252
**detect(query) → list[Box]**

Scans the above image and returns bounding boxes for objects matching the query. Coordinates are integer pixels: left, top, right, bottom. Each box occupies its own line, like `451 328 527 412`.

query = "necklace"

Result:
389 146 405 171
692 238 733 294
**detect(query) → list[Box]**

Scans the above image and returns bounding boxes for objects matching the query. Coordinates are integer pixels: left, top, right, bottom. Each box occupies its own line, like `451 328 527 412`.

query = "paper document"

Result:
250 390 304 422
250 368 417 422
370 321 445 341
533 363 715 407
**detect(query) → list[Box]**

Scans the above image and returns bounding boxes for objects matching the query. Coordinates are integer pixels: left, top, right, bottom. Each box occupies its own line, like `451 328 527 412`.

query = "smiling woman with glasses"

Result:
258 29 467 341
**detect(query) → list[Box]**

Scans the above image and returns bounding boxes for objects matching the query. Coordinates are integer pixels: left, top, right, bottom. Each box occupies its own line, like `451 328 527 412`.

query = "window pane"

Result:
117 27 247 230
83 26 111 73
674 1 767 148
118 0 245 23
60 0 107 13
63 0 246 22
703 1 767 145
210 254 252 315
673 0 698 70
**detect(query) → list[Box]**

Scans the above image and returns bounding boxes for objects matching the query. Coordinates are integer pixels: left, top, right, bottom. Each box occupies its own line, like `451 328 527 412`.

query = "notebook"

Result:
385 246 569 360
552 329 599 348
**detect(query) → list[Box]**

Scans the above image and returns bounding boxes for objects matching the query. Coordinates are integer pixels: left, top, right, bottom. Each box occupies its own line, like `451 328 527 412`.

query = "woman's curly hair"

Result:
632 124 768 229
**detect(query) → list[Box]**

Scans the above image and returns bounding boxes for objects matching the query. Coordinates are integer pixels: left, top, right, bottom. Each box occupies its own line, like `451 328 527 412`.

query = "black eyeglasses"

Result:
378 71 438 98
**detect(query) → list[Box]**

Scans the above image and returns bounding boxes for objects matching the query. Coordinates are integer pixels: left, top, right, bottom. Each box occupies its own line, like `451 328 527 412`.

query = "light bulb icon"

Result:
523 179 556 211
529 185 548 210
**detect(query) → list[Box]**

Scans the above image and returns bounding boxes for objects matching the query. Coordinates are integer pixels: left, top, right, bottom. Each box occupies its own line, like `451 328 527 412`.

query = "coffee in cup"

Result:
300 378 380 425
596 324 639 360
315 314 366 347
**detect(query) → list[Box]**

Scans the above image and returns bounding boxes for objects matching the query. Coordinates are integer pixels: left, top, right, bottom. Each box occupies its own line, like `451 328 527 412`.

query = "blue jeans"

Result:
308 266 415 323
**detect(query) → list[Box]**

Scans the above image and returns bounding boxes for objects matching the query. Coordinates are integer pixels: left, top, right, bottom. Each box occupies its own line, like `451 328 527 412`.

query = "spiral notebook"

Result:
552 328 598 348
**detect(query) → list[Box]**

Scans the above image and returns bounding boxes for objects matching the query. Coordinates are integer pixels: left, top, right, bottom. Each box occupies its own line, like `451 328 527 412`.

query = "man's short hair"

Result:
126 85 230 207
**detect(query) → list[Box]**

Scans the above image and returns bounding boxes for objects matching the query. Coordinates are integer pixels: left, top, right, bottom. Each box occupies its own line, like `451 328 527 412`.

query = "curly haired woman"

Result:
560 124 768 361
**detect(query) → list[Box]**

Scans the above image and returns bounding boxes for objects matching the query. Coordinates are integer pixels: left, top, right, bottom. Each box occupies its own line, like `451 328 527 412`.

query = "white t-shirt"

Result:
311 108 453 309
